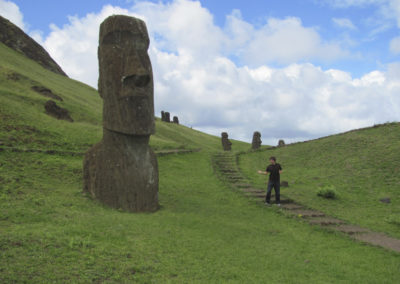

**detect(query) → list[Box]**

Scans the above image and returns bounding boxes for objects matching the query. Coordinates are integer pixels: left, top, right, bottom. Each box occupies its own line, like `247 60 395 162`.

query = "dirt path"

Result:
212 152 400 253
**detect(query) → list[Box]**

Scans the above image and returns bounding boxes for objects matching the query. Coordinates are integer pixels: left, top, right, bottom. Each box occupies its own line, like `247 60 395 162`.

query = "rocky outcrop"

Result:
0 16 67 76
44 100 73 122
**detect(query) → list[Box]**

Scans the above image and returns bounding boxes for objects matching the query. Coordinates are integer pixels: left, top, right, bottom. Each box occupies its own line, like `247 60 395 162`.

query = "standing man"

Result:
257 156 283 206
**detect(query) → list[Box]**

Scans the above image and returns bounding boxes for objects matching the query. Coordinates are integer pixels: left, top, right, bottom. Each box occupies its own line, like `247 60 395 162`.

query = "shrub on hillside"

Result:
317 185 338 199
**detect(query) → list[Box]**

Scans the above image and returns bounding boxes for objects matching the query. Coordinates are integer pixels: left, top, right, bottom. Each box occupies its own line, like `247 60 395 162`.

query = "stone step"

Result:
308 218 345 226
234 183 252 189
333 225 370 235
289 210 325 218
281 203 302 210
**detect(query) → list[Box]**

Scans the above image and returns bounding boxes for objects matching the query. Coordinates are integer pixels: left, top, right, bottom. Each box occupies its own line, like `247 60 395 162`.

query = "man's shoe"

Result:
265 202 271 206
276 203 281 207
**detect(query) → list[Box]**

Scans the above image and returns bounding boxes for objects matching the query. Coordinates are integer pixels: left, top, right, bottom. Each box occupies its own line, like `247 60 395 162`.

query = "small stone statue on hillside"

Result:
165 112 171 122
83 15 158 212
161 111 165 121
221 132 232 151
173 116 179 124
251 131 262 150
278 139 285 147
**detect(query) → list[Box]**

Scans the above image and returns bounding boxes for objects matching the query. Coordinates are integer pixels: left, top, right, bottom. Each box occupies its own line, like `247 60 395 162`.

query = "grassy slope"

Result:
1 43 399 282
240 124 400 239
0 42 247 153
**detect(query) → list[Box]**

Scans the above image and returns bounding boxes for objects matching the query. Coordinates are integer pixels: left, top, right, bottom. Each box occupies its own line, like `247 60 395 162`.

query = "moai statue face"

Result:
98 15 155 135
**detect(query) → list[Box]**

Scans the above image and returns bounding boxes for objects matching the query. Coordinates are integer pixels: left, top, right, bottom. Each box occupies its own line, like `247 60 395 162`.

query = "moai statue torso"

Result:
83 15 158 212
161 111 165 122
251 131 262 150
221 132 232 151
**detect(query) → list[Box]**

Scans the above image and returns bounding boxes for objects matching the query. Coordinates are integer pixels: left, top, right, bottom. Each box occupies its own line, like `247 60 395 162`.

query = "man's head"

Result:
269 156 276 165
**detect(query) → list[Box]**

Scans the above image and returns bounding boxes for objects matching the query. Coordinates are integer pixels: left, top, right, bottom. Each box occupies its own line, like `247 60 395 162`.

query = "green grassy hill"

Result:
240 123 400 239
1 42 399 283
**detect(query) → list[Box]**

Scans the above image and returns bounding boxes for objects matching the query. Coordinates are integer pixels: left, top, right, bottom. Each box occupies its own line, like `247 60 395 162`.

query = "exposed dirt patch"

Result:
32 86 63 101
44 100 73 122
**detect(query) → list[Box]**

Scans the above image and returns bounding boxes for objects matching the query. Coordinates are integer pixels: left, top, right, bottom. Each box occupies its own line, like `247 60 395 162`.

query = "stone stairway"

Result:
212 151 400 253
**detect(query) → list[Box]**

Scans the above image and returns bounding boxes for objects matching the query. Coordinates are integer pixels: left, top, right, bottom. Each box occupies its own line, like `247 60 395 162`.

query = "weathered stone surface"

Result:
221 132 232 151
98 15 155 135
173 116 179 124
280 181 289 187
83 15 158 212
379 197 391 204
164 112 171 123
0 15 67 76
44 100 73 122
251 131 262 149
278 139 285 147
83 131 158 212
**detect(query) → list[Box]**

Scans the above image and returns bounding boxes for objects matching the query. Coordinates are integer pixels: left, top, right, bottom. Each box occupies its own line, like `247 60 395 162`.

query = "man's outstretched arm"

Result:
257 170 269 175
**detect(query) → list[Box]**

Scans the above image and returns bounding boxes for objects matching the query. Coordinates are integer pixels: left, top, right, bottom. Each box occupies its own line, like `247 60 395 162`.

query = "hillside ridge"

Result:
0 15 67 77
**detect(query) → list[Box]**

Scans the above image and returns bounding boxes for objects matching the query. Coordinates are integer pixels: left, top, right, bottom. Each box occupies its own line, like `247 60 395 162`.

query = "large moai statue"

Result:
173 116 179 124
251 131 262 150
165 112 171 122
83 15 158 212
221 132 232 151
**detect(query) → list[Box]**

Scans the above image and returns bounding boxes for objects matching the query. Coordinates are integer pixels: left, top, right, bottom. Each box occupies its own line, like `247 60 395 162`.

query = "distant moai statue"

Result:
173 116 179 124
251 131 262 150
161 111 165 121
278 139 285 147
221 132 232 151
165 112 171 122
83 15 158 212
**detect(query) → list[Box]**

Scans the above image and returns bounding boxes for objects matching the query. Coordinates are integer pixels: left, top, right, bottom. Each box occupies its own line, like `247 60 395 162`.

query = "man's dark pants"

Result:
266 181 280 204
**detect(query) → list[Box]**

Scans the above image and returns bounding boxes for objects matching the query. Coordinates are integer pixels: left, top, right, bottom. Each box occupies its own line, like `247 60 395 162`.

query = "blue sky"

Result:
1 0 400 143
9 0 400 77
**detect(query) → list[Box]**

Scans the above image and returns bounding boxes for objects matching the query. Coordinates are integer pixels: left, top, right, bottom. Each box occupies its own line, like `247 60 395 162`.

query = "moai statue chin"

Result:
221 132 232 151
83 15 158 212
251 131 262 150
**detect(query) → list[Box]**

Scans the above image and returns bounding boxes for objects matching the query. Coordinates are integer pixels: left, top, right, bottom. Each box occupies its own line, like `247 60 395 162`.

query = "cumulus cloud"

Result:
0 0 26 30
332 17 357 30
6 0 400 144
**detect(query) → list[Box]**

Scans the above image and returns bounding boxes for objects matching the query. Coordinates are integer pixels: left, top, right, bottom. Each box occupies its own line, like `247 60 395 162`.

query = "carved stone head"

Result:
98 15 155 135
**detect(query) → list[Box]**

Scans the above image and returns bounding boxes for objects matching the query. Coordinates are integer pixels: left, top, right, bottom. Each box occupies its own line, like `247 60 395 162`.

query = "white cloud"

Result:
390 36 400 53
320 0 385 8
6 0 400 144
0 0 26 30
332 17 357 30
